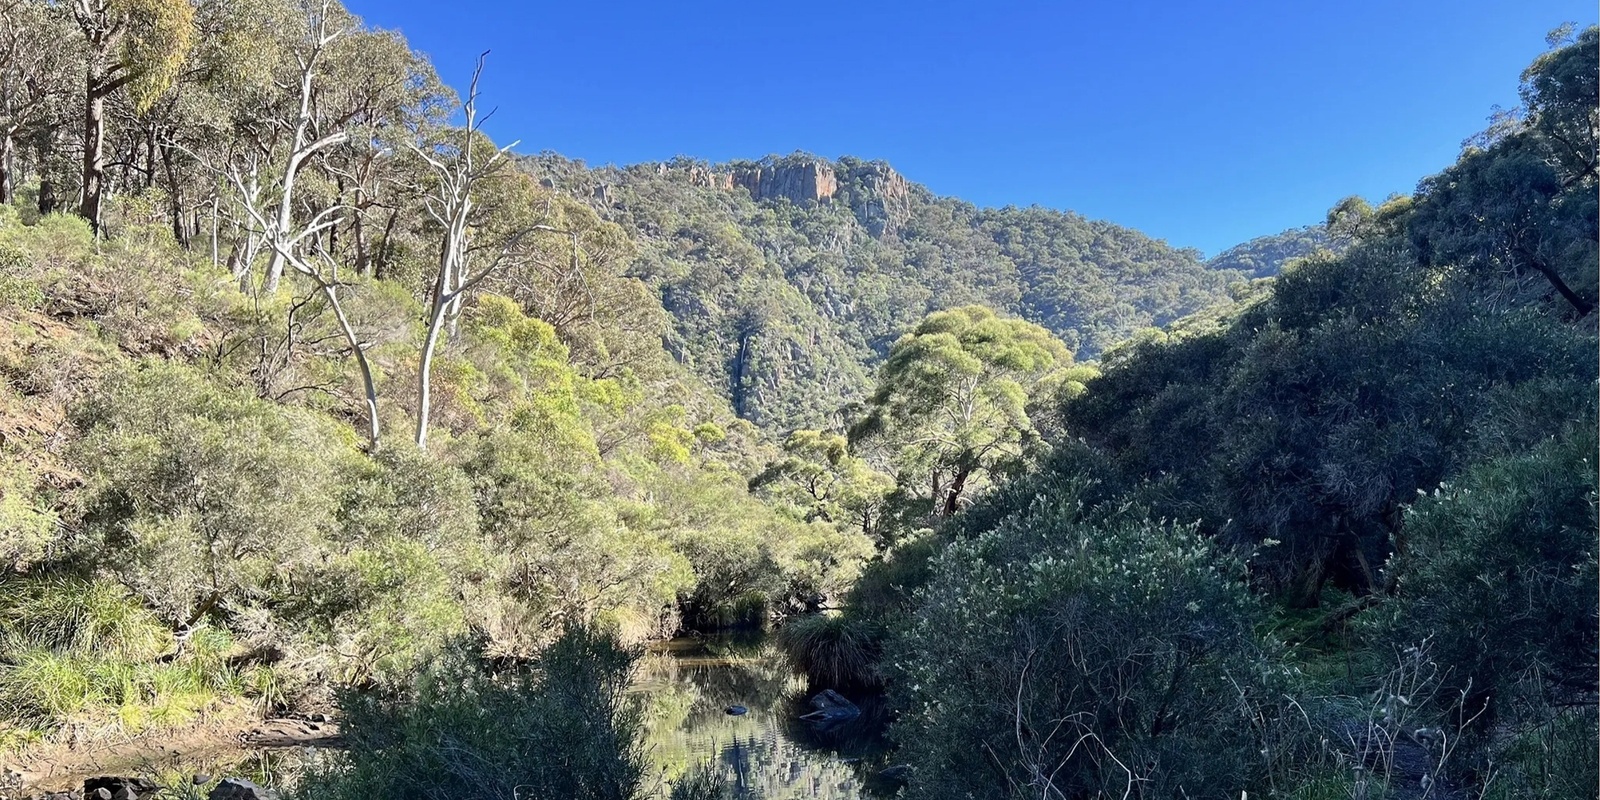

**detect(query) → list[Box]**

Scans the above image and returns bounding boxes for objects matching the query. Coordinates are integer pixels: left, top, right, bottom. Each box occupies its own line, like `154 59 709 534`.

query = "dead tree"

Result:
226 152 381 451
407 54 513 451
259 0 350 293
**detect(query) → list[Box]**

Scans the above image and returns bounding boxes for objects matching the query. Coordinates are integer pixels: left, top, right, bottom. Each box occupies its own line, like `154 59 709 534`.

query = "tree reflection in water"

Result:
633 633 891 800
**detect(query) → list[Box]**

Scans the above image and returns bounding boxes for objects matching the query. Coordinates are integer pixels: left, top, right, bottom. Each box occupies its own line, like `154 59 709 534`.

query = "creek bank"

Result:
11 775 277 800
2 718 338 798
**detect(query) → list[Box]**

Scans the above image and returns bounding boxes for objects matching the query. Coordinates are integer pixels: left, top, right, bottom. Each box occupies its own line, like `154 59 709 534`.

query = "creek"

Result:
634 633 894 800
10 633 893 798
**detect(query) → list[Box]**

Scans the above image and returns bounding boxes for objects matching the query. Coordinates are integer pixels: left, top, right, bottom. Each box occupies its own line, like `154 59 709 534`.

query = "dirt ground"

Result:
3 718 340 796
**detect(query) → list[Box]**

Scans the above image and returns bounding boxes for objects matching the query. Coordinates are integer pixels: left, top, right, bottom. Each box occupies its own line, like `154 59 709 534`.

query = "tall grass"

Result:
774 614 882 689
0 576 168 658
0 576 260 743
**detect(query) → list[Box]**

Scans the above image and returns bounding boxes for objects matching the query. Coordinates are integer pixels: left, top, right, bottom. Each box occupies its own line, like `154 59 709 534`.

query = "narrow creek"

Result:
10 632 894 798
634 633 894 800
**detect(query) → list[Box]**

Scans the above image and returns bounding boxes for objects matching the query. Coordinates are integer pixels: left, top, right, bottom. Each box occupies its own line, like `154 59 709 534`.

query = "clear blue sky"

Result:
345 0 1594 256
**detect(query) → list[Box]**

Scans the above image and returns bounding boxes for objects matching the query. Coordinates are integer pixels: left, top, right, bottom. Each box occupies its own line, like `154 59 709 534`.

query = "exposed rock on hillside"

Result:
732 159 839 203
850 161 912 238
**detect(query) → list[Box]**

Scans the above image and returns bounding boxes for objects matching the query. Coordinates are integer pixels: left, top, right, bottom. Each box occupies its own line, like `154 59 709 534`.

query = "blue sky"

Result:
345 1 1594 256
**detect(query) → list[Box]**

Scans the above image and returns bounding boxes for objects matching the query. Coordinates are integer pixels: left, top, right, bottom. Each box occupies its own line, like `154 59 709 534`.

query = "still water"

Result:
633 634 892 800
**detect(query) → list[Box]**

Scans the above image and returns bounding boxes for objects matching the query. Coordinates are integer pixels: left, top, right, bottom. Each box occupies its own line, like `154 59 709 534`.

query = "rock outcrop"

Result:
731 160 839 204
9 775 281 800
646 155 911 237
82 777 159 800
685 164 734 191
855 163 911 238
798 689 860 727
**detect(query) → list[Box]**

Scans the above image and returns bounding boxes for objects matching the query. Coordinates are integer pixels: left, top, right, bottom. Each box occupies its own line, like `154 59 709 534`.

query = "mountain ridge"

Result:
522 150 1258 430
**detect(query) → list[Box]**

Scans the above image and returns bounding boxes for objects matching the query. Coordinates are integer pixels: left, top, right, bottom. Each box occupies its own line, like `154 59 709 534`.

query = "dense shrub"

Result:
72 360 350 628
1373 426 1598 728
300 626 650 800
890 501 1278 799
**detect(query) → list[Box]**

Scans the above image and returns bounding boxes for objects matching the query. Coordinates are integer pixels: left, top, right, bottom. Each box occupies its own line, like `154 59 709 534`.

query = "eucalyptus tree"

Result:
210 2 387 448
0 0 77 205
478 191 664 379
68 0 194 233
250 0 350 292
1409 28 1598 318
226 153 381 449
850 305 1077 517
311 25 448 276
750 429 895 541
118 0 291 248
407 55 581 450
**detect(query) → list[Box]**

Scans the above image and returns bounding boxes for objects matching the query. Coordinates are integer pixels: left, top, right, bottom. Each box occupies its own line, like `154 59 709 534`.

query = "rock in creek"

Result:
207 778 280 800
798 689 860 725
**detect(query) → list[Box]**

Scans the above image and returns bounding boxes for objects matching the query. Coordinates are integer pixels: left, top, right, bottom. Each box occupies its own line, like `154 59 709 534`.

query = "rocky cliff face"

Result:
854 163 911 239
731 160 839 204
684 164 734 191
650 157 909 222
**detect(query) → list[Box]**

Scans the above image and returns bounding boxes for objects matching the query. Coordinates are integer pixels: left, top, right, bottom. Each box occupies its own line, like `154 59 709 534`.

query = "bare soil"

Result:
3 718 341 796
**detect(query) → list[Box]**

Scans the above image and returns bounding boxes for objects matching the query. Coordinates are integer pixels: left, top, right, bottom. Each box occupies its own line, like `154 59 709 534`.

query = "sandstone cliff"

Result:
730 159 839 204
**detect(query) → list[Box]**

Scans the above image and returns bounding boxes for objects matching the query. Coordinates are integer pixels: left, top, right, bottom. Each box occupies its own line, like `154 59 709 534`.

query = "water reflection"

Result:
634 633 889 800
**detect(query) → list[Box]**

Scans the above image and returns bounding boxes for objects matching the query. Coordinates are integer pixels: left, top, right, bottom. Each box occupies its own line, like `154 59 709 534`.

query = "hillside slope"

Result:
523 153 1249 429
1204 223 1344 278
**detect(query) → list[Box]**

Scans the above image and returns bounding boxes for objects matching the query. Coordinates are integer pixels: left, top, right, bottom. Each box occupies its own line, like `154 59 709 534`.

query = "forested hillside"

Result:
1204 222 1344 277
524 153 1247 428
0 0 1593 798
814 25 1598 800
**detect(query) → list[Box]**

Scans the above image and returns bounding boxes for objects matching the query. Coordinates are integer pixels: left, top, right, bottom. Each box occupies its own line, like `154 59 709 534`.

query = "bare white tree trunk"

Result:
209 194 219 268
261 0 348 293
408 55 586 451
226 157 382 451
410 54 506 451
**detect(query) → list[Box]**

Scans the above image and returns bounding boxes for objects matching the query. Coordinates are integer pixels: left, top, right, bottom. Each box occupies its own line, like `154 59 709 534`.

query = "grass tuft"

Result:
774 613 882 689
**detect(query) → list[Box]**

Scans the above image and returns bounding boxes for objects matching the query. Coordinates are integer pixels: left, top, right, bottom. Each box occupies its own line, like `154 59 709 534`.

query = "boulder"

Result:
206 778 279 800
82 778 157 800
798 689 860 725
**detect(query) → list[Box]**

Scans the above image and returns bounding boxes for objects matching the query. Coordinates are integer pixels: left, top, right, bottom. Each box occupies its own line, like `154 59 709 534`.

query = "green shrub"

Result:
1373 426 1598 726
844 532 941 622
0 242 43 310
0 459 68 573
293 446 483 684
889 504 1277 799
72 360 350 627
300 626 650 800
462 426 690 649
1484 708 1599 800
